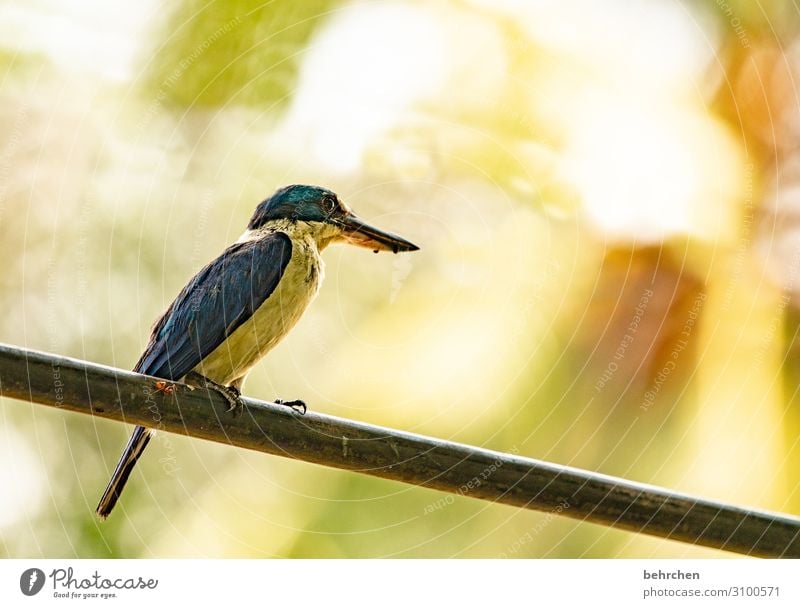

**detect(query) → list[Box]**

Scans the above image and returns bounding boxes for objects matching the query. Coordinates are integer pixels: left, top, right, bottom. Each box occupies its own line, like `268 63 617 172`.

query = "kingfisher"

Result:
96 184 418 519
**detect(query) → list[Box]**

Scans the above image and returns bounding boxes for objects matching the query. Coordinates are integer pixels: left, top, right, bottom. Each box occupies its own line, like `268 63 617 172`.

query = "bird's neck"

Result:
237 219 339 251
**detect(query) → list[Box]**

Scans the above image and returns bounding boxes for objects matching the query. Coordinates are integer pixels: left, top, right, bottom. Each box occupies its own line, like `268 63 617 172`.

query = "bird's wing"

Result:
134 231 292 380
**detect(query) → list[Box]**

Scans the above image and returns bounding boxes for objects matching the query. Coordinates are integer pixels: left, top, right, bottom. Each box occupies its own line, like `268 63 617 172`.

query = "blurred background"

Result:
1 0 800 558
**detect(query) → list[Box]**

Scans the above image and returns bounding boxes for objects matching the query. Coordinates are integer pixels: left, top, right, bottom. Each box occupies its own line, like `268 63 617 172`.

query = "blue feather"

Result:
134 232 292 380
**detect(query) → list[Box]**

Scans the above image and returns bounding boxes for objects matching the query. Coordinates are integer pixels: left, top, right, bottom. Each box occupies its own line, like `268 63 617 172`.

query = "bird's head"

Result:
247 185 419 253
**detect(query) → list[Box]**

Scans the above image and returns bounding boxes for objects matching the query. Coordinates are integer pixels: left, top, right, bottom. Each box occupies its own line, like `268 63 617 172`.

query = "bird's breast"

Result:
193 233 324 385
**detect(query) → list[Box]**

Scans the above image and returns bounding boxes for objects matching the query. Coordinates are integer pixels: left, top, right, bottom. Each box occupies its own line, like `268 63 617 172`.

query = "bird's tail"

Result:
96 425 153 520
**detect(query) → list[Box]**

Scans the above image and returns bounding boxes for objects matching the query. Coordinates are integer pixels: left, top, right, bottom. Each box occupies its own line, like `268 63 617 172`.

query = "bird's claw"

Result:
219 384 244 415
186 373 244 416
275 399 307 415
226 398 244 415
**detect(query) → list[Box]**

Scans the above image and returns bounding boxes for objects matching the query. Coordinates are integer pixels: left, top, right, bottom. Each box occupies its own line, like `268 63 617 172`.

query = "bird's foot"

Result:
217 384 243 414
185 372 244 415
275 399 307 415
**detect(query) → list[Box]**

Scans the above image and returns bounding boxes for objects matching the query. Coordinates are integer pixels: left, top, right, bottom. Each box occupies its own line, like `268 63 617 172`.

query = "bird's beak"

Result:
335 212 419 253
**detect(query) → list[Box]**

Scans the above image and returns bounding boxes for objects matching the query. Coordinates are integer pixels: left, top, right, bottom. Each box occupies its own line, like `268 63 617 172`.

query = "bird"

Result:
96 184 418 519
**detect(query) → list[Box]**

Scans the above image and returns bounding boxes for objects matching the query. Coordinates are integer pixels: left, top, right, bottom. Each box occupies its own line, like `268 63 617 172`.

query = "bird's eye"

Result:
321 195 337 215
